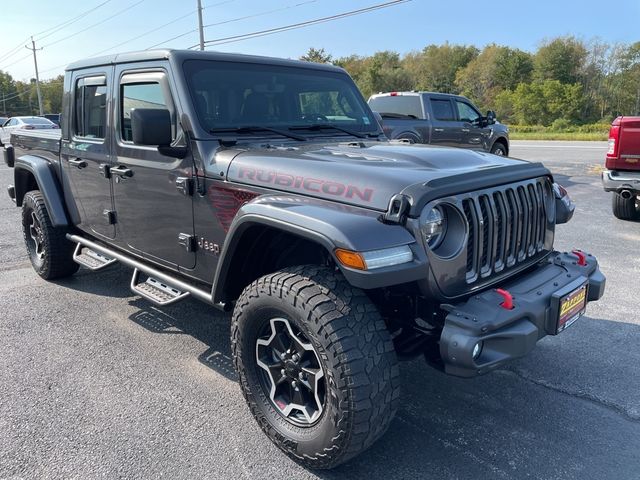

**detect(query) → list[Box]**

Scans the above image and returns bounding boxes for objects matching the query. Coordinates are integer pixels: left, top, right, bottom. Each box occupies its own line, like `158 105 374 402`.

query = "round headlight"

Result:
421 206 446 248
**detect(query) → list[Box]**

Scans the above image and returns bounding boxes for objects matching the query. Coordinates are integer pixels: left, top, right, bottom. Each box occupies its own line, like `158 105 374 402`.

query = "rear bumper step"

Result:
602 169 640 193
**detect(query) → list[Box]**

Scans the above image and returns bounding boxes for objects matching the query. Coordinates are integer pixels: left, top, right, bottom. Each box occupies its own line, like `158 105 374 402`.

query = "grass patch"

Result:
510 131 608 141
508 123 609 141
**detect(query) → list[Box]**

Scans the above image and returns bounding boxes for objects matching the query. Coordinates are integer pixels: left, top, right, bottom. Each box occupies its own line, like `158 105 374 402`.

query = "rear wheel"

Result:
22 190 79 279
611 192 639 220
231 265 400 469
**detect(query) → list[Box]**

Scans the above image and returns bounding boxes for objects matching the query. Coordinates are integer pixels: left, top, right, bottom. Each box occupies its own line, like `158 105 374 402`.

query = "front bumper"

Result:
439 251 605 377
602 169 640 193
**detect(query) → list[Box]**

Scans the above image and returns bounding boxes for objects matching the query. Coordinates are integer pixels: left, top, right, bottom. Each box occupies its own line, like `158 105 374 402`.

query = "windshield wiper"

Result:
209 126 307 142
289 123 377 139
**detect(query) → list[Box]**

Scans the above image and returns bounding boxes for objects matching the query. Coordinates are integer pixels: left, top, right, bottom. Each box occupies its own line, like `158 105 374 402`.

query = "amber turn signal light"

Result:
334 249 367 270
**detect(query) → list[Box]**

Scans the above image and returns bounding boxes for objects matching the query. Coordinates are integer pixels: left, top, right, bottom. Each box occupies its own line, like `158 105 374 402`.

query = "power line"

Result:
147 0 316 50
34 0 113 42
42 0 146 49
202 0 412 47
0 39 31 65
1 53 33 71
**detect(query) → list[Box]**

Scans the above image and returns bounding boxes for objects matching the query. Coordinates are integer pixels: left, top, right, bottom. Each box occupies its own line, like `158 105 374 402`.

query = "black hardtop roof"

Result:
65 49 345 73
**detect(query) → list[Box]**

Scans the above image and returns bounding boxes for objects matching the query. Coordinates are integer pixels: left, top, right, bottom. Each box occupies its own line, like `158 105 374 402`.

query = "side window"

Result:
430 99 455 121
456 101 480 123
121 82 168 142
74 76 107 139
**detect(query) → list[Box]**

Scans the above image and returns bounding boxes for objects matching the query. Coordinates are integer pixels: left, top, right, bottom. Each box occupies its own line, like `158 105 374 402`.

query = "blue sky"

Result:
1 0 639 81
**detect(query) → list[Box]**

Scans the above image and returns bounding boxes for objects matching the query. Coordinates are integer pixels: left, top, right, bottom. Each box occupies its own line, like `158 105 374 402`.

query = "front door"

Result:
61 71 115 239
454 99 491 151
111 67 196 269
426 96 463 147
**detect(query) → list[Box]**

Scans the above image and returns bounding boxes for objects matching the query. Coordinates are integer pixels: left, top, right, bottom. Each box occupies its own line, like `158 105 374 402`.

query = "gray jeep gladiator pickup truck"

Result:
369 91 510 155
1 49 605 469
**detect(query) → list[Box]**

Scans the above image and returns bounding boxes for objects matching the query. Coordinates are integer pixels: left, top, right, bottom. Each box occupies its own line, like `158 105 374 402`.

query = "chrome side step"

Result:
66 234 219 308
73 243 117 271
130 268 190 306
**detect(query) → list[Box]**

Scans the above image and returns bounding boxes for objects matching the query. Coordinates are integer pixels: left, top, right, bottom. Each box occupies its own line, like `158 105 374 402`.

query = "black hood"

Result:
225 142 549 213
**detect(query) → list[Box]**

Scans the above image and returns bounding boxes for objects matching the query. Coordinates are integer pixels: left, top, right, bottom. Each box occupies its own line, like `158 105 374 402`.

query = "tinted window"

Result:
455 101 480 123
75 77 107 139
368 95 424 119
184 60 376 133
121 82 168 142
430 99 455 121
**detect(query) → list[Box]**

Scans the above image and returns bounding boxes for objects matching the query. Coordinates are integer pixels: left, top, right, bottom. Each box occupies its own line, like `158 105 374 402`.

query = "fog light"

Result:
472 341 483 359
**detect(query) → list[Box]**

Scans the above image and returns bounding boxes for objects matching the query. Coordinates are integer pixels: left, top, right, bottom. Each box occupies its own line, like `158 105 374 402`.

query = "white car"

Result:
0 116 59 143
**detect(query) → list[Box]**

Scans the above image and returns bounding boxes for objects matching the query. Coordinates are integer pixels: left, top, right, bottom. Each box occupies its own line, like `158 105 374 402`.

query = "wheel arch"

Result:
210 195 425 304
14 155 71 227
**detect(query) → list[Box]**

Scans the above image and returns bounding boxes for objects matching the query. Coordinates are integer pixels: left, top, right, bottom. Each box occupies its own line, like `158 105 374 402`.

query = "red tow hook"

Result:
496 288 514 310
572 250 587 266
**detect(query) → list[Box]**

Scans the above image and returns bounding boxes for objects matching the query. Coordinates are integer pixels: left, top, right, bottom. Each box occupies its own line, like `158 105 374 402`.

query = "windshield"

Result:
183 60 378 135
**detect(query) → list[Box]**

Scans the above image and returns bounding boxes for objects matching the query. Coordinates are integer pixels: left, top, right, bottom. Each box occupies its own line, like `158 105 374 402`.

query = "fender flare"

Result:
210 194 427 303
14 155 71 227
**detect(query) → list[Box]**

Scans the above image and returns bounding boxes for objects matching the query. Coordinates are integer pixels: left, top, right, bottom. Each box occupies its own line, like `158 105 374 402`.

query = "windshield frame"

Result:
182 59 381 140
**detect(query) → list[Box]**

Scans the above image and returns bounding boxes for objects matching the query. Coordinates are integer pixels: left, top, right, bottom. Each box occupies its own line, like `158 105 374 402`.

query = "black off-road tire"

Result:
21 190 79 279
611 192 639 221
231 265 400 469
490 141 507 156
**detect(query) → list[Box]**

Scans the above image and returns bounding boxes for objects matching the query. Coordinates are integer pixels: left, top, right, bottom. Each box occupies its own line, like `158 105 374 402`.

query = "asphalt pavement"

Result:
1 140 639 479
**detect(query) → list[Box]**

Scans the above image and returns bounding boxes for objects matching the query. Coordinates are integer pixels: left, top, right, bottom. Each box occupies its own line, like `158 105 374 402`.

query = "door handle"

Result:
434 128 444 132
110 165 133 178
68 158 87 169
461 128 470 133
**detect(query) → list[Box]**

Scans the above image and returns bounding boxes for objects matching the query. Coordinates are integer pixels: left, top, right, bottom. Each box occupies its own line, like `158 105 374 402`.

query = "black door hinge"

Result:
103 209 117 224
99 164 111 179
176 177 194 196
178 233 197 252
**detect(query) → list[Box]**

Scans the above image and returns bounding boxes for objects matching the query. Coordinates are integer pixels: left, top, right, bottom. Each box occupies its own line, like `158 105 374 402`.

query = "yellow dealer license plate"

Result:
557 283 587 333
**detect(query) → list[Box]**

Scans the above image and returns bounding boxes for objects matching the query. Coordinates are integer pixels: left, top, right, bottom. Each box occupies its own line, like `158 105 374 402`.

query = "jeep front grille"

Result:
461 178 552 284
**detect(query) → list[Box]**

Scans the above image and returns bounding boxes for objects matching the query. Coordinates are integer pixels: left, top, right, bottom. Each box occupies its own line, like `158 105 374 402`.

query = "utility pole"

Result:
25 37 44 116
197 0 205 51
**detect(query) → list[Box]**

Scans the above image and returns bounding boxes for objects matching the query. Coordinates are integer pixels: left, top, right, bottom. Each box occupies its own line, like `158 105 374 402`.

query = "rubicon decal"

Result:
238 167 374 203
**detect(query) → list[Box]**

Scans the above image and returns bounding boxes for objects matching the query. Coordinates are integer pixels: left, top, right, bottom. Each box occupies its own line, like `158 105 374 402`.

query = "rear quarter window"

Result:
368 96 424 119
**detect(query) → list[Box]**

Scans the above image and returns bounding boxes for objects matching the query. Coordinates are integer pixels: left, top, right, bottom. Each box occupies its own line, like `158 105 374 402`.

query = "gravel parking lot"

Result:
1 140 639 479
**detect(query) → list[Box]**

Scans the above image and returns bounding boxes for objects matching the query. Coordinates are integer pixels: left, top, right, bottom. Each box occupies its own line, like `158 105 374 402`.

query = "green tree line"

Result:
302 37 640 126
0 72 63 117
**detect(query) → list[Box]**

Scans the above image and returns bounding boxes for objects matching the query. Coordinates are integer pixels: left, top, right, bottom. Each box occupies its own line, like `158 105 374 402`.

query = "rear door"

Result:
110 66 196 269
425 96 463 147
454 99 491 151
61 70 115 239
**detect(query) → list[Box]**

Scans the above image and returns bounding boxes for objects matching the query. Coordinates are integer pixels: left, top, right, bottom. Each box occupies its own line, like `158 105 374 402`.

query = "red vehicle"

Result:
602 116 640 219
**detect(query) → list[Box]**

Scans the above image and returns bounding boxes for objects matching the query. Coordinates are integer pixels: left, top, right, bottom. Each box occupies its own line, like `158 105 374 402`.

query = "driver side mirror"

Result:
131 108 172 146
131 108 187 158
485 110 497 125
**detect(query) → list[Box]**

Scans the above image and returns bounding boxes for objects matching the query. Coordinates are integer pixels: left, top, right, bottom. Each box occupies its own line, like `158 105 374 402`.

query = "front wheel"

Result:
231 265 400 469
490 142 507 156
